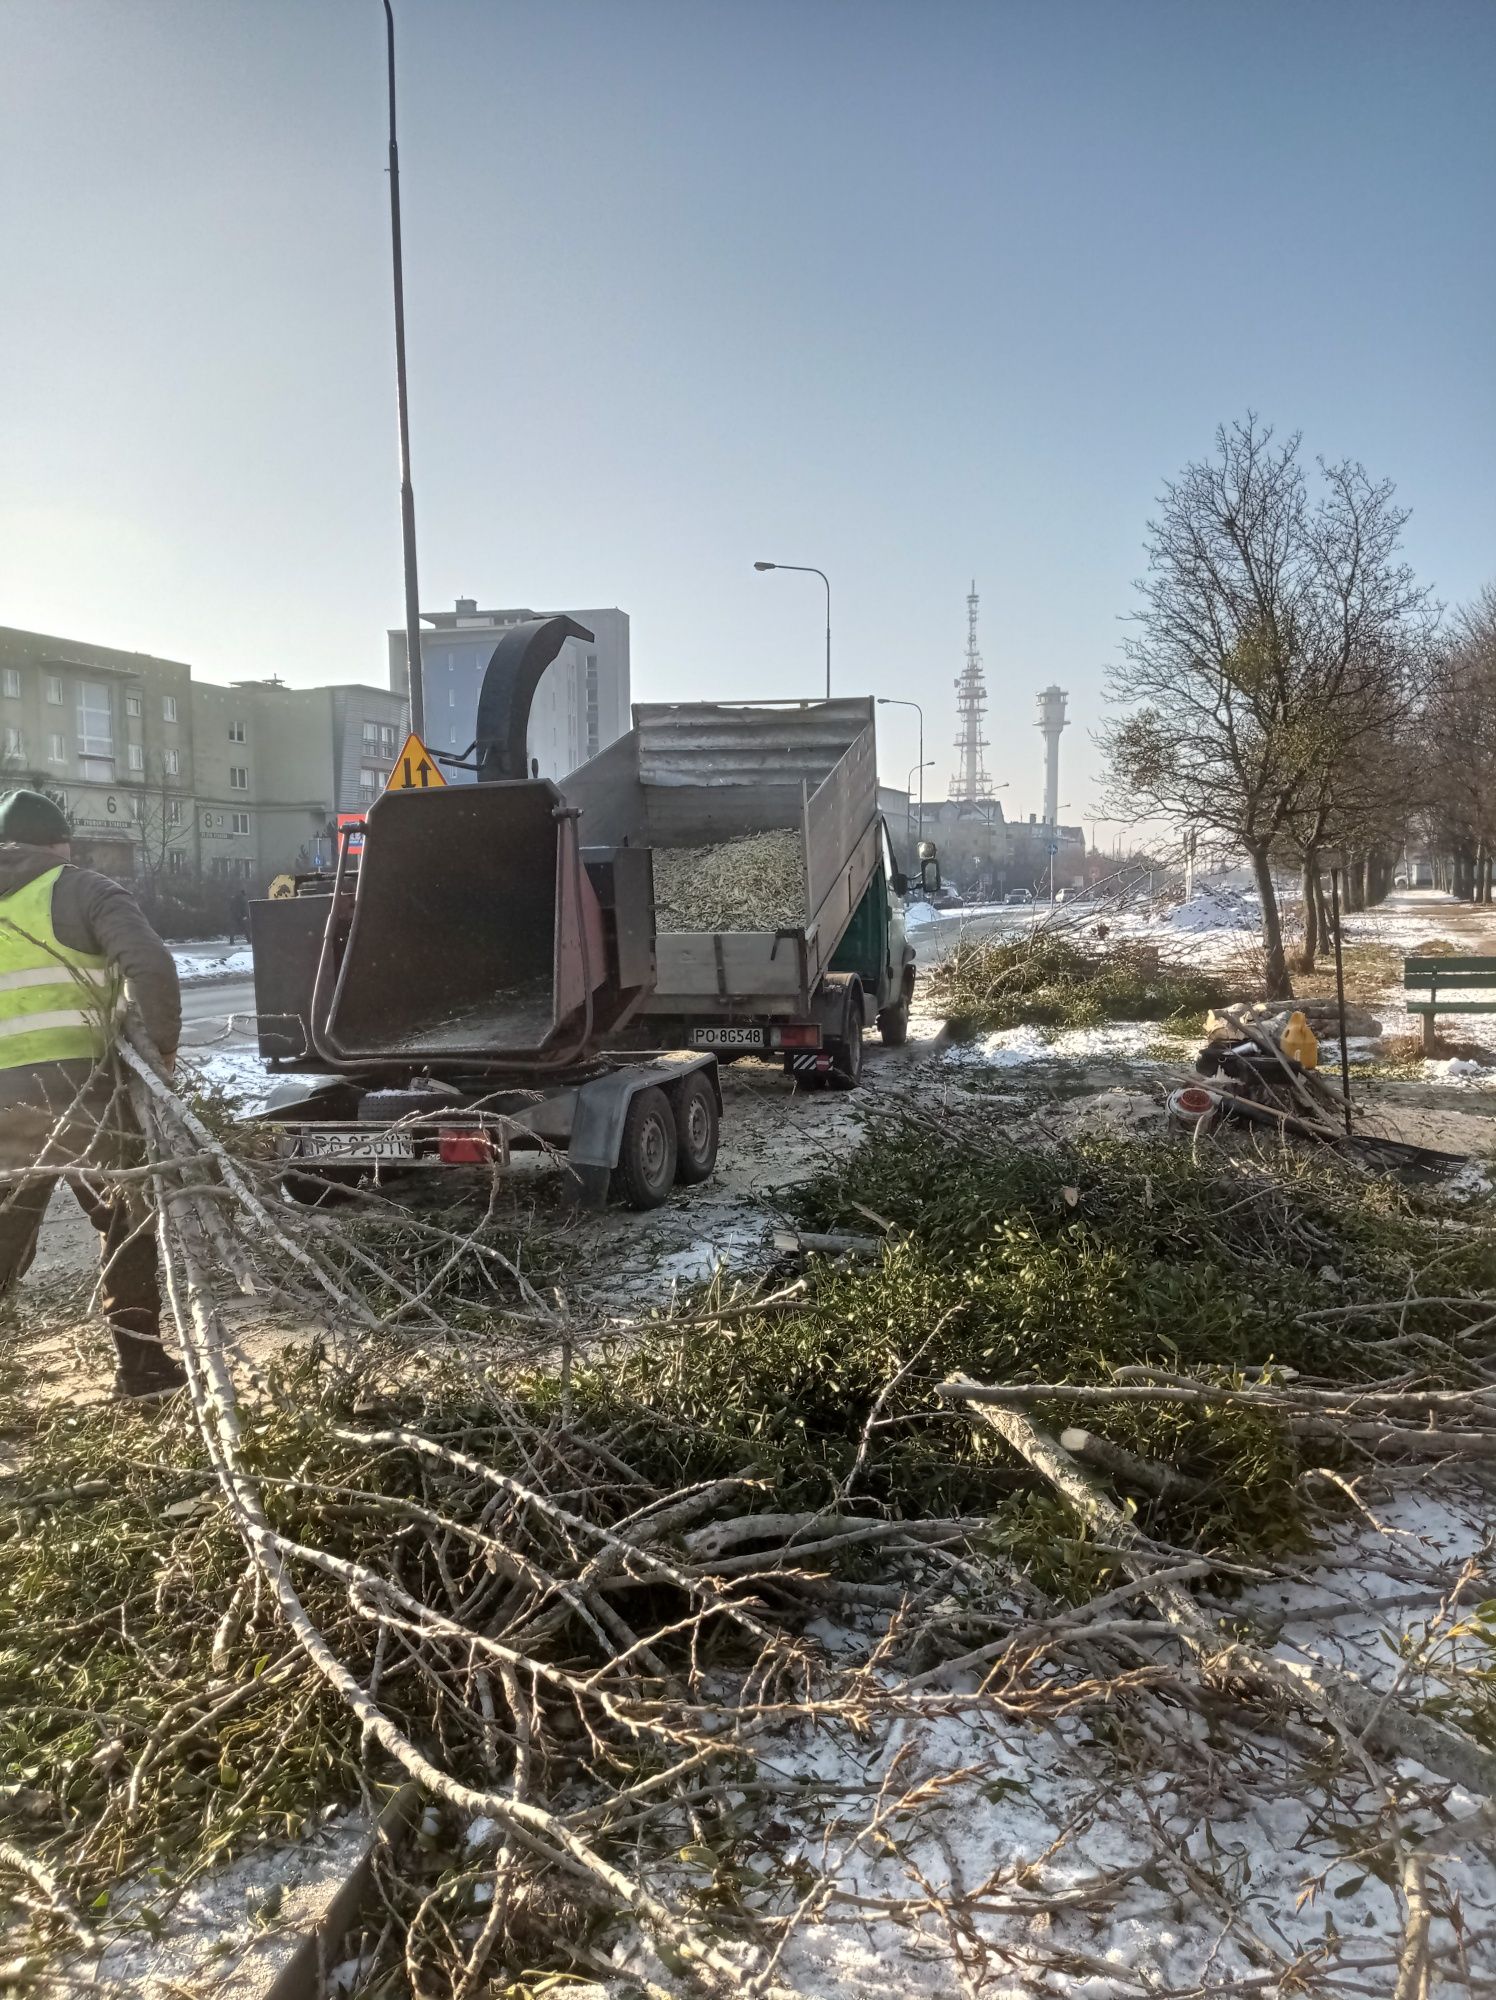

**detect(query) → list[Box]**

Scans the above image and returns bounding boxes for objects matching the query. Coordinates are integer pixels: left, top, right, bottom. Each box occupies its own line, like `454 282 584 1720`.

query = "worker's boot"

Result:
111 1331 187 1402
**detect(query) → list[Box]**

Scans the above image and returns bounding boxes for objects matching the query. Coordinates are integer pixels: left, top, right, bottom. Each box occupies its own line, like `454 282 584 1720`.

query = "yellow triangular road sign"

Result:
385 732 447 792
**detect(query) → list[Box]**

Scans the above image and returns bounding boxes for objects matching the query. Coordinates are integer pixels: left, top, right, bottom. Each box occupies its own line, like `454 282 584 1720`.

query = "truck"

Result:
566 695 918 1084
246 621 922 1207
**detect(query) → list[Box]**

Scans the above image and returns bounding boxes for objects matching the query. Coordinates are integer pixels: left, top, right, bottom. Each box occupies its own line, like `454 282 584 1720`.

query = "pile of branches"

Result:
931 926 1236 1036
6 1046 1496 1995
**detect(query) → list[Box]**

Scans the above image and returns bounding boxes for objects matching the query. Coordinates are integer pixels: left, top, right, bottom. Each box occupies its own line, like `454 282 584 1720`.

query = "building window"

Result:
229 766 248 791
231 810 251 835
47 733 65 762
164 748 180 776
1 669 19 699
228 720 245 743
359 766 387 800
168 848 186 875
127 743 144 772
76 682 113 759
125 691 142 718
236 858 253 878
127 795 142 822
211 857 231 878
162 694 178 723
166 798 182 826
79 757 113 782
362 719 399 756
2 726 22 760
46 676 63 706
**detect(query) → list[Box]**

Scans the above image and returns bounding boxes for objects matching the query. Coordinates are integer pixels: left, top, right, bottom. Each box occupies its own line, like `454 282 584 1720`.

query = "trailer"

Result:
565 698 918 1084
247 616 722 1210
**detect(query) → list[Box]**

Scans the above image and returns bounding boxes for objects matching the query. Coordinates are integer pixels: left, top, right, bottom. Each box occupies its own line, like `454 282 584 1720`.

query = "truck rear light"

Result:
771 1024 821 1049
438 1129 493 1164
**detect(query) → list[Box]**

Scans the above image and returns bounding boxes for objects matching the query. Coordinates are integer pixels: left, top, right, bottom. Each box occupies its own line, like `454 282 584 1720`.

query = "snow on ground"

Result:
599 1476 1496 2000
179 1045 274 1112
170 940 253 982
77 1810 370 1998
942 1020 1178 1070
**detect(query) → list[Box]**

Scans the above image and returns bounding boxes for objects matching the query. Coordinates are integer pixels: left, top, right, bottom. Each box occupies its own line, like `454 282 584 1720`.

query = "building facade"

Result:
0 625 414 913
388 599 630 781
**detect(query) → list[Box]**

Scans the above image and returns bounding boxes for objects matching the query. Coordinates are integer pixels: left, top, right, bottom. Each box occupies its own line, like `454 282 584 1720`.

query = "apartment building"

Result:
388 598 630 781
0 624 412 896
0 625 196 878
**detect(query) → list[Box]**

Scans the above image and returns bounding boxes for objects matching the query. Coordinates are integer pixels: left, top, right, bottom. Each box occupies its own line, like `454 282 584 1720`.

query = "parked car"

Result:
1005 889 1034 905
928 885 964 910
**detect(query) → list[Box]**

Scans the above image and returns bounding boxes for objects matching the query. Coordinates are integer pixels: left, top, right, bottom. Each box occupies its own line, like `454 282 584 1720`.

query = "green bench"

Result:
1403 956 1496 1053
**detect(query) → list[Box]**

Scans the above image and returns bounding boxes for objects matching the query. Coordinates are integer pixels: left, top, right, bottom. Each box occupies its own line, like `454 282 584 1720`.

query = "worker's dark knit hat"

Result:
0 789 72 848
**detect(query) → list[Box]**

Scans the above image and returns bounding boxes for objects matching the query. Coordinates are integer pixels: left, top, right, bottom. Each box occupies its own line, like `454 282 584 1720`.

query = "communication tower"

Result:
950 581 993 802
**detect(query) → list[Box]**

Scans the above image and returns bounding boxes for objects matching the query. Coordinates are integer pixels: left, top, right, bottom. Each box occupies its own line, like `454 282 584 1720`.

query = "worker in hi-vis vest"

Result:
0 789 185 1398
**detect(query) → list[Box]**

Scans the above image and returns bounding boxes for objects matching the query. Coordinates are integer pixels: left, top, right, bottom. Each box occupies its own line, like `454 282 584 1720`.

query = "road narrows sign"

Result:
385 732 447 792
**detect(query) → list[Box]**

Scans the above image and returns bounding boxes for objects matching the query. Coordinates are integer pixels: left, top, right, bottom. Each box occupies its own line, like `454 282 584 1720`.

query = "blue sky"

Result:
3 0 1492 830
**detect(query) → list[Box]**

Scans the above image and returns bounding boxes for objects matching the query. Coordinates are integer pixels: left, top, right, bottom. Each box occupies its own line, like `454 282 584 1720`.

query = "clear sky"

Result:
3 0 1492 832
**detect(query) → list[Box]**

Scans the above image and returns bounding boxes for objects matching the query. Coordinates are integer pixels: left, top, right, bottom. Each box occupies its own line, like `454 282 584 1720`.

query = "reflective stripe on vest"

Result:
0 866 116 1070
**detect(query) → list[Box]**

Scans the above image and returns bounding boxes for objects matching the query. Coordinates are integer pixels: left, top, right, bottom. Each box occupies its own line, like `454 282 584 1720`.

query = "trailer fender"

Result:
564 1056 720 1207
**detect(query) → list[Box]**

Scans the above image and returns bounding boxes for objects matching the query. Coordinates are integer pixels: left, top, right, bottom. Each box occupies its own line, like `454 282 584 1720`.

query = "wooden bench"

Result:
1403 956 1496 1052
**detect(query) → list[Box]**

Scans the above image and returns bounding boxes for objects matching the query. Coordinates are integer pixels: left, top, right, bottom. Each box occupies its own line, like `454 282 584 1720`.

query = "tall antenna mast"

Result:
950 580 992 803
384 0 424 739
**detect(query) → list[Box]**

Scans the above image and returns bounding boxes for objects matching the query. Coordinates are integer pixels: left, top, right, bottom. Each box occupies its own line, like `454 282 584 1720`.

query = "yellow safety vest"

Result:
0 866 117 1071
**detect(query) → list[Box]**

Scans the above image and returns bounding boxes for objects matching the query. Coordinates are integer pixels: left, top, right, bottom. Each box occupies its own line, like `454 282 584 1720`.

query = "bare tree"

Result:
1102 417 1433 996
1423 584 1496 900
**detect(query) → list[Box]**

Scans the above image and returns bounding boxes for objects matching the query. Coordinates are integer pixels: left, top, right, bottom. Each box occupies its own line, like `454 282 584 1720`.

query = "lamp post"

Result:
905 758 934 861
1049 802 1072 905
753 562 831 699
878 698 924 843
382 0 424 741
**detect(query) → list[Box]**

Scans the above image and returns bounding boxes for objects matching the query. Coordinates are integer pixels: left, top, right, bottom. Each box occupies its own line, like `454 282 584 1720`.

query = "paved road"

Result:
178 976 258 1047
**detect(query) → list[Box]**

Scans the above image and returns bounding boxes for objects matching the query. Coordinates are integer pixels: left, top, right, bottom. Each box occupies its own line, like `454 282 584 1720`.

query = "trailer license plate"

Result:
297 1131 415 1161
690 1025 766 1050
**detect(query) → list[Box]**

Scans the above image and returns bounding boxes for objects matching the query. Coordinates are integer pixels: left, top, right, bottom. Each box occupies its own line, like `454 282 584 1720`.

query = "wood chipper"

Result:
247 616 720 1208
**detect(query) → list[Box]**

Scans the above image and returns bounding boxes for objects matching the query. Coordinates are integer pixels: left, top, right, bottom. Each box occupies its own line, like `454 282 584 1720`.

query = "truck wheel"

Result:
615 1086 678 1209
673 1073 719 1184
877 991 911 1047
830 1006 864 1087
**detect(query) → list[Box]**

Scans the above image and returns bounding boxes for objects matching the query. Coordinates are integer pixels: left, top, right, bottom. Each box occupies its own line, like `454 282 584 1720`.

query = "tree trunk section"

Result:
1297 854 1318 972
1249 844 1292 998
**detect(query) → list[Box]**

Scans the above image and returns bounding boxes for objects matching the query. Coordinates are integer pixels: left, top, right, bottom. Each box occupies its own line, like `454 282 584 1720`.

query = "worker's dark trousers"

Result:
0 1079 165 1375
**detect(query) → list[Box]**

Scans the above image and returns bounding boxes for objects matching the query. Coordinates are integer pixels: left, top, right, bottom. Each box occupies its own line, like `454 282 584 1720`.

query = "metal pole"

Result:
822 571 831 701
1330 865 1352 1135
384 0 424 741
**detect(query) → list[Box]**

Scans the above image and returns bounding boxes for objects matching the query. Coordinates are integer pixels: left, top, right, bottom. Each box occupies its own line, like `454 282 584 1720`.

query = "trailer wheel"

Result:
615 1086 678 1209
672 1073 719 1184
877 991 911 1047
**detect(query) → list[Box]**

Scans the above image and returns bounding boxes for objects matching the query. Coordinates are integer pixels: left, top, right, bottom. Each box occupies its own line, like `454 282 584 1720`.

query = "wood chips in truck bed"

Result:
651 827 806 934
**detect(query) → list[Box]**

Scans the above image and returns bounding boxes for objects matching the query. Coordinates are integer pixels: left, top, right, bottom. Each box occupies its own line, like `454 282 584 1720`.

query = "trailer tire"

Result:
615 1086 678 1209
672 1073 719 1184
877 991 911 1047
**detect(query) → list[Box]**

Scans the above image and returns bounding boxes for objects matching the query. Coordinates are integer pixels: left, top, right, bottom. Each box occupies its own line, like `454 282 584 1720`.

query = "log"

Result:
772 1228 883 1259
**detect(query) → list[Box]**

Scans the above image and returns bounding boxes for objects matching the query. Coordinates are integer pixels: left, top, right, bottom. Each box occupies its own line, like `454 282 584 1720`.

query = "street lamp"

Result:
878 698 925 842
754 561 831 699
905 758 935 859
1048 802 1072 905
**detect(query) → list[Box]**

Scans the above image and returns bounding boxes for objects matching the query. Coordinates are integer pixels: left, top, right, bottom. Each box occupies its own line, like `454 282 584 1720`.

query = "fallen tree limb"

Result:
941 1375 1496 1798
